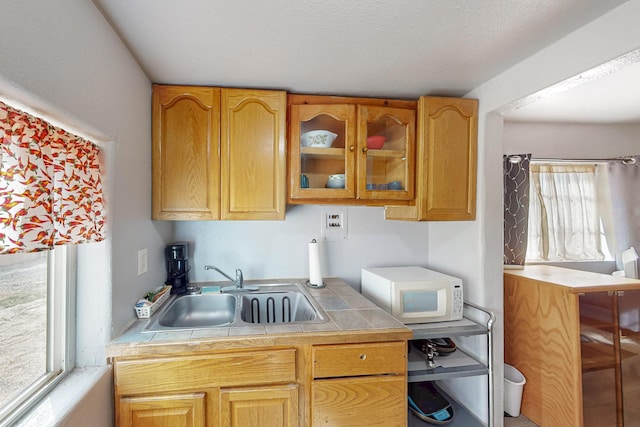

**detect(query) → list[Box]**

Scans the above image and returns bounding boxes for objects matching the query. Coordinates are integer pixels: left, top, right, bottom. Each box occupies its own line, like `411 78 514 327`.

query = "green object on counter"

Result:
200 286 221 294
144 285 166 301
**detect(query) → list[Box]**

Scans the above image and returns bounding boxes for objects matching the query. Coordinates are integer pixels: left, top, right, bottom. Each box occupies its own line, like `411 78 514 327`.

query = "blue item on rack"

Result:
408 381 455 424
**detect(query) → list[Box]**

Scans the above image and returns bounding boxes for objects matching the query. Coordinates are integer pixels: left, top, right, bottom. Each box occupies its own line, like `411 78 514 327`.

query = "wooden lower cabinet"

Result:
220 385 298 427
114 340 408 427
120 392 206 427
312 376 405 426
310 341 407 426
114 348 297 427
119 387 298 427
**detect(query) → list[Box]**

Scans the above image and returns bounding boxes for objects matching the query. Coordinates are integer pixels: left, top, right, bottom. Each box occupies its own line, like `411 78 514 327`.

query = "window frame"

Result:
0 245 76 425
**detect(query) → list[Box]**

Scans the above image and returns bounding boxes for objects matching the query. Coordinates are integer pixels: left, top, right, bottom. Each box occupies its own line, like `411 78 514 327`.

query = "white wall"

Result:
0 0 170 424
0 0 172 337
503 121 640 157
467 1 640 424
177 205 429 289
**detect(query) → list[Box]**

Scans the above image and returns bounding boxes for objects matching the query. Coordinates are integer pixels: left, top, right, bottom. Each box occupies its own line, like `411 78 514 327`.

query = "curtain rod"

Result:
507 155 637 165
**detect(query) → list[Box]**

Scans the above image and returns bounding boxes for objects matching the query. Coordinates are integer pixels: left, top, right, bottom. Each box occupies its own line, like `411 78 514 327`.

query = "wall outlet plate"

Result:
321 209 348 241
137 248 148 276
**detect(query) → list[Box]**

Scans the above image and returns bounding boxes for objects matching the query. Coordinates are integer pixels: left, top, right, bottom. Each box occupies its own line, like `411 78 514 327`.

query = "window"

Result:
526 163 612 262
0 246 76 424
0 99 102 425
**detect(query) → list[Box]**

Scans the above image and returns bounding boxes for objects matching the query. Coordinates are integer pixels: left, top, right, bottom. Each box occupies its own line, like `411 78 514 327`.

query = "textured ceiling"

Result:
94 0 637 122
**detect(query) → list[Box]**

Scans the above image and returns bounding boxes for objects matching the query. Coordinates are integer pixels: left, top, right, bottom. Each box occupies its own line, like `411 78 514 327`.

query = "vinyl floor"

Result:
504 414 537 427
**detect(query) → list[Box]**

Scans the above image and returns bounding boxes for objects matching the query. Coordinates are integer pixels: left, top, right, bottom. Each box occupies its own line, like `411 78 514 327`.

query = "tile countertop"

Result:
107 277 412 359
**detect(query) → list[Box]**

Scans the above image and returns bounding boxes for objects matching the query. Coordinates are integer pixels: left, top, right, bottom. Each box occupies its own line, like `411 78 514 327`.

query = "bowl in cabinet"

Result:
366 135 386 149
301 130 337 148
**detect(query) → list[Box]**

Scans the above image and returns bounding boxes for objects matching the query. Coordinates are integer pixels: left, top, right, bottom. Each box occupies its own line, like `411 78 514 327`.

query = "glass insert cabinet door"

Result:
357 105 415 201
289 103 415 202
289 104 357 199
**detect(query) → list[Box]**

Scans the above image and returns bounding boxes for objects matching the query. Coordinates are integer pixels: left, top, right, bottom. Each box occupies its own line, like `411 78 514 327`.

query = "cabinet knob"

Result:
359 354 367 361
349 145 356 152
361 147 368 153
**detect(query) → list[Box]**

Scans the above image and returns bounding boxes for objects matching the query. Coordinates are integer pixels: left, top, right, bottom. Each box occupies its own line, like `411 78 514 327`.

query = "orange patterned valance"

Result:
0 101 105 253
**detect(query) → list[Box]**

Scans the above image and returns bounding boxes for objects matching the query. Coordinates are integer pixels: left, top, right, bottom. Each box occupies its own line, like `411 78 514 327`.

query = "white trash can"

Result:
504 364 526 417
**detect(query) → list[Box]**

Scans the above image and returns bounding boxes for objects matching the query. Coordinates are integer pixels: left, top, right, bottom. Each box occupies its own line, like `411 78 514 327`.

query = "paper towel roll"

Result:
308 239 324 287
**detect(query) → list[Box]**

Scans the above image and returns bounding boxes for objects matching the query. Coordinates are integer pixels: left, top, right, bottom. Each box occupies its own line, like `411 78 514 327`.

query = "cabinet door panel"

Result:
221 89 286 220
580 290 640 427
579 292 618 427
220 385 298 427
385 96 477 221
619 290 640 426
152 85 220 220
120 393 206 427
422 97 477 220
289 104 357 200
312 376 405 426
357 105 415 201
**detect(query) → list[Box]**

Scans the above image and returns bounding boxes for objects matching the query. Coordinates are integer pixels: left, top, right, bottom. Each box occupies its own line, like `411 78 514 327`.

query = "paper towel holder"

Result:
306 279 326 288
306 239 326 288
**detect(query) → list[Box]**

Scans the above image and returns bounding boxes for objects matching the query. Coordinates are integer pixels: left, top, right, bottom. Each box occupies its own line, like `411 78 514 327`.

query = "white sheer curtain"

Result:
527 163 608 261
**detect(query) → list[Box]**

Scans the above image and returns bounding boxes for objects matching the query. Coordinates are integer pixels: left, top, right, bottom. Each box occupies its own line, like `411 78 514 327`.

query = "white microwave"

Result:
361 266 463 324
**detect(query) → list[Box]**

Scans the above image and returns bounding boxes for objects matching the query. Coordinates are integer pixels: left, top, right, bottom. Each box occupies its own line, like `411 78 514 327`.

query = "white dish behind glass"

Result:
327 173 345 188
301 130 337 148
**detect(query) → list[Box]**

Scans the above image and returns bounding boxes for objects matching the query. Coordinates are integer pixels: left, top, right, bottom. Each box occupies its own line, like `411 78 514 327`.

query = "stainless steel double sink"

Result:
144 282 326 332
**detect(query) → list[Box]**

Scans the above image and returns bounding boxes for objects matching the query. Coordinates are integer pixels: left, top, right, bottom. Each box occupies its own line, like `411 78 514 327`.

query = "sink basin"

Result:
240 291 317 324
143 281 326 332
151 294 236 330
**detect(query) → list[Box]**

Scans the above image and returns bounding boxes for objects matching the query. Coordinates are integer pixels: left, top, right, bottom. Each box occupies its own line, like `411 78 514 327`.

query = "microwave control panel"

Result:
453 286 463 316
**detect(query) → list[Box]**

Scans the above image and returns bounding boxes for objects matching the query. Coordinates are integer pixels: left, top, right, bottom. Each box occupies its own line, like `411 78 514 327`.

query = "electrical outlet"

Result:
321 209 348 241
137 248 148 276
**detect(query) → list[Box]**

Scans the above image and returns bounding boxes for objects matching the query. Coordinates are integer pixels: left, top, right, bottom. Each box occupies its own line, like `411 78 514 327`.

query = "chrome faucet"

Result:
204 265 258 292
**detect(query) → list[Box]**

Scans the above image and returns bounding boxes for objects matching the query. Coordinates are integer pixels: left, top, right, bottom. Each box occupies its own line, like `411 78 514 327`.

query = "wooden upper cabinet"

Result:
288 94 416 206
152 85 220 220
385 96 478 221
152 85 286 221
221 89 287 220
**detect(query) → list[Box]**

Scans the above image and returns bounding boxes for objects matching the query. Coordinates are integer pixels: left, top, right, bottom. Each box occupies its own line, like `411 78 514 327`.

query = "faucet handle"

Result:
235 269 244 285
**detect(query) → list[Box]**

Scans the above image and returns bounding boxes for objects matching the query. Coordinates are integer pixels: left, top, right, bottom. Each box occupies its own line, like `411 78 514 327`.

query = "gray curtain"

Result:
504 154 531 266
607 155 640 267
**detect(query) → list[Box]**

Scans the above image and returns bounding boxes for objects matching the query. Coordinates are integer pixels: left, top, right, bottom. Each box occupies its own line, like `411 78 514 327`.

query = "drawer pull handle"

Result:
359 354 367 361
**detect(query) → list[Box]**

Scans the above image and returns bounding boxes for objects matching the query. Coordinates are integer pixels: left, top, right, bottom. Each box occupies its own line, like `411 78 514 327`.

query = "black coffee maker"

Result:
165 242 191 295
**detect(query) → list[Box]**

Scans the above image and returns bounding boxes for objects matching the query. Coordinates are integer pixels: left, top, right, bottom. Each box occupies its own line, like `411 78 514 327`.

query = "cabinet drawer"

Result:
312 341 406 378
115 348 296 395
312 375 406 426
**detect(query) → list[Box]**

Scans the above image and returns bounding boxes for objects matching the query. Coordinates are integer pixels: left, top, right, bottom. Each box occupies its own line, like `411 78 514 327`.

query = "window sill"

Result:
14 366 112 427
